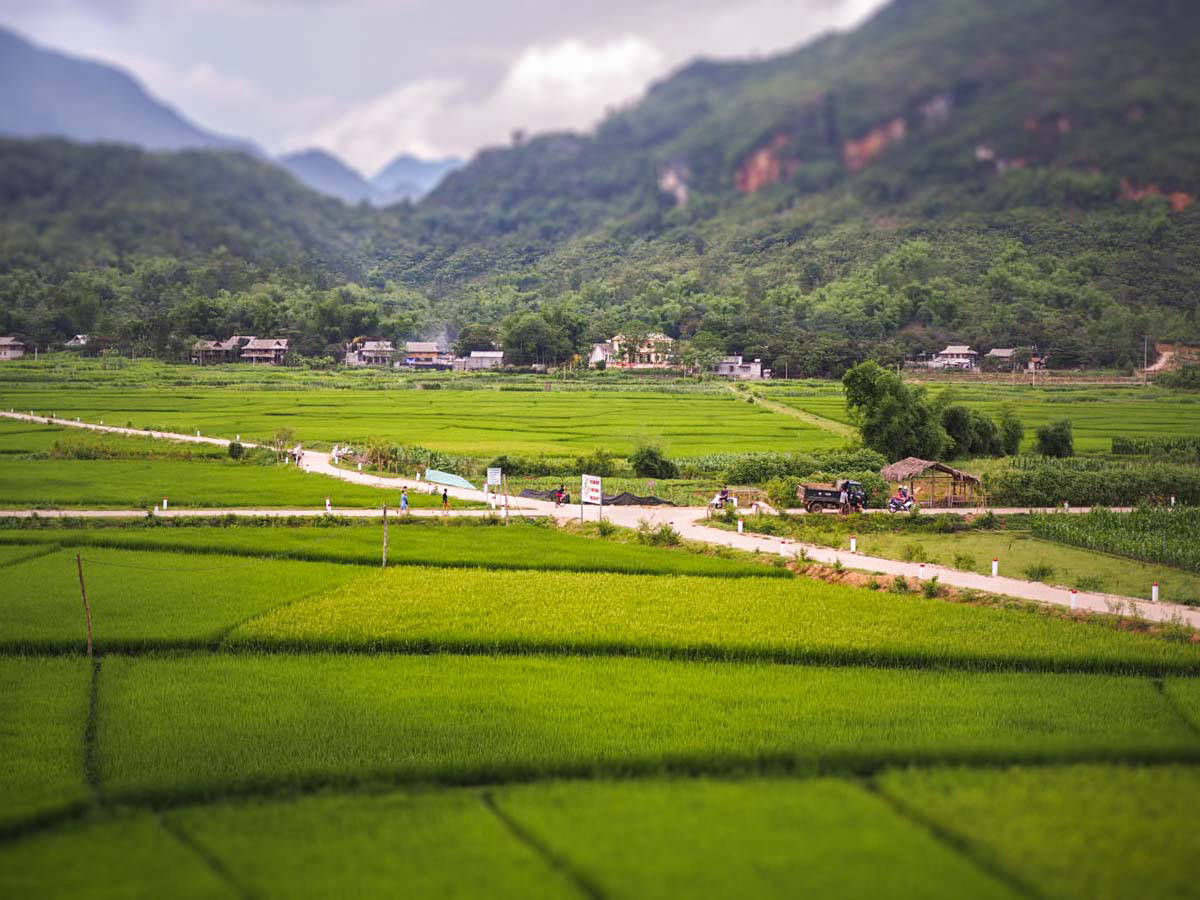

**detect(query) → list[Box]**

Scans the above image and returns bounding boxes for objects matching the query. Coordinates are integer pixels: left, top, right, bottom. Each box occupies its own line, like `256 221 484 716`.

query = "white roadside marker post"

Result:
162 497 168 511
326 498 332 513
992 557 999 577
1152 582 1160 603
919 563 925 579
850 536 857 553
1071 590 1078 611
737 518 744 534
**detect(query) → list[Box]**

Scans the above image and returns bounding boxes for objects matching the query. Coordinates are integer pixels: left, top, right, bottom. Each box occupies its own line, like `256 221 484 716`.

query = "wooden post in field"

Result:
75 554 93 658
502 477 510 525
382 505 389 568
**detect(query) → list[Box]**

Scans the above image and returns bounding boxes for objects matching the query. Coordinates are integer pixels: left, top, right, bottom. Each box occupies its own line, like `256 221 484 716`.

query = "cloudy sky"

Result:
1 0 885 175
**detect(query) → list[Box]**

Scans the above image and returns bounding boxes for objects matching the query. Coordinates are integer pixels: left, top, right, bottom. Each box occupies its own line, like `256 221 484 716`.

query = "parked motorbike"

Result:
887 497 915 513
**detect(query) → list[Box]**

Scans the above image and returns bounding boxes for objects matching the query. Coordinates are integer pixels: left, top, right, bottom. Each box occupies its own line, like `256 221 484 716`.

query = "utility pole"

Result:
1143 334 1148 387
75 554 93 657
381 504 389 568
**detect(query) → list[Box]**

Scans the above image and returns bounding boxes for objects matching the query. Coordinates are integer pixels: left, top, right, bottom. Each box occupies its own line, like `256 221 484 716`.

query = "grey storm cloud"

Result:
0 0 885 172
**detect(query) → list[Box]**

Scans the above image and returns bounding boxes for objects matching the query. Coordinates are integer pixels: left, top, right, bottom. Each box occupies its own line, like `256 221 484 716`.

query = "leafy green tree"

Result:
454 323 498 355
999 406 1025 455
1035 419 1074 458
500 312 570 365
629 445 679 479
842 361 945 461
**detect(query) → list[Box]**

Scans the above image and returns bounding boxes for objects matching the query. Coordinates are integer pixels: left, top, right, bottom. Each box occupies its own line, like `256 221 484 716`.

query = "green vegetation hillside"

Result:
2 0 1198 371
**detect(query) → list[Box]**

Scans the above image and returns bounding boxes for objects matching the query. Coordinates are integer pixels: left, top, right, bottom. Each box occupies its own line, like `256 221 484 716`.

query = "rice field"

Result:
0 419 444 509
766 382 1200 453
224 564 1200 672
2 483 1200 895
0 519 780 579
0 384 838 456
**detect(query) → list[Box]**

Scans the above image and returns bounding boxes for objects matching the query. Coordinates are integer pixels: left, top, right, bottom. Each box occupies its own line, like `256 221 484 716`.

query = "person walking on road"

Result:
839 486 850 515
442 488 449 515
400 488 409 514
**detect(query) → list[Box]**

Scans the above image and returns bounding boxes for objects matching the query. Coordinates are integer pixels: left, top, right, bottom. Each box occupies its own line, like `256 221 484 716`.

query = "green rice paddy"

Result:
0 385 838 455
767 382 1200 454
3 363 1200 897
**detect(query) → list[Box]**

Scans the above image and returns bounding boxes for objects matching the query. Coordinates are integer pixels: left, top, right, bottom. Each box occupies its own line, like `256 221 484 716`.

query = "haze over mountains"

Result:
0 0 1198 372
0 25 460 205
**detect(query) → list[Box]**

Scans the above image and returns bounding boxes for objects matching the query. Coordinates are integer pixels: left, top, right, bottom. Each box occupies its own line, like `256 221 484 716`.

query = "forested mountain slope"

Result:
0 26 256 155
1 0 1198 370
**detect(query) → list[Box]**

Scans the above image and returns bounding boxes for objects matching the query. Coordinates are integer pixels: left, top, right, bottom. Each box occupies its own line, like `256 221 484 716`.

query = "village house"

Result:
713 355 768 380
589 333 675 369
983 347 1017 370
0 336 26 360
190 336 253 365
240 338 289 365
65 334 89 349
452 350 504 371
403 341 454 369
930 344 978 370
345 340 395 366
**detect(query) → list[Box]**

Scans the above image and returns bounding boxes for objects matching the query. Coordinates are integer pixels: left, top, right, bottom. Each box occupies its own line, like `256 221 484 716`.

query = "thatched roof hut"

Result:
881 457 982 508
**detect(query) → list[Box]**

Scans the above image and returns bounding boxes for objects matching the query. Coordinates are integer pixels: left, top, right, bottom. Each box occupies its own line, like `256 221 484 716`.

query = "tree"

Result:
454 323 497 356
1035 419 1074 458
999 406 1025 455
942 405 1003 458
842 361 945 461
629 445 679 479
500 312 570 365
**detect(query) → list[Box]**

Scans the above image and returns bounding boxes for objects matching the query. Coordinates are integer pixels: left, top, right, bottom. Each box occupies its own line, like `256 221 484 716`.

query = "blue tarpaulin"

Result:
422 468 476 490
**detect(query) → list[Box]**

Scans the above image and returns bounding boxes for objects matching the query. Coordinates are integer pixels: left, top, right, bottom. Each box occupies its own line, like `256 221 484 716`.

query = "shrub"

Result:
1035 419 1074 458
985 460 1200 506
227 441 244 460
1023 562 1056 581
889 576 911 594
574 448 618 478
596 519 618 538
1074 575 1106 592
636 520 681 546
487 454 559 477
999 407 1025 456
764 477 797 510
953 553 976 571
629 445 679 479
901 542 928 562
922 576 942 598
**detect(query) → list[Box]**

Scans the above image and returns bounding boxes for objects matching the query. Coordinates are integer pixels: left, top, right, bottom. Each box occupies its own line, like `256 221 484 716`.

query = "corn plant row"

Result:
1031 508 1200 573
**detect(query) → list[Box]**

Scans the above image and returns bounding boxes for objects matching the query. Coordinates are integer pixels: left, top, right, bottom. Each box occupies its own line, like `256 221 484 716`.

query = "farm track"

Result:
725 385 858 438
0 410 1195 627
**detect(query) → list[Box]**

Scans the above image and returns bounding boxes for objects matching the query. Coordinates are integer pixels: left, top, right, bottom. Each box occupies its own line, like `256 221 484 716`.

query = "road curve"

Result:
2 410 1194 627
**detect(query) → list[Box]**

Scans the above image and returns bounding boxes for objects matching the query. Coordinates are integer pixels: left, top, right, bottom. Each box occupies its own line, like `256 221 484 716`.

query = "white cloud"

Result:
295 35 666 174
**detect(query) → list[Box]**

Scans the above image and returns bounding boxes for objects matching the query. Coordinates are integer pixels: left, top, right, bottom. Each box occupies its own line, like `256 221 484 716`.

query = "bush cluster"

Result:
985 461 1200 506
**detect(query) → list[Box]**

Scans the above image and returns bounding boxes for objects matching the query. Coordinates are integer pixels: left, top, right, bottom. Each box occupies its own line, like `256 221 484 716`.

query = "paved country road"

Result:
2 411 1195 627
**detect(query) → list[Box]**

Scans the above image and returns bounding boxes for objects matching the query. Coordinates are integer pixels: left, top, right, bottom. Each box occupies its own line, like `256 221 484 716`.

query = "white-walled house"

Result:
931 345 978 369
590 333 675 369
0 336 26 360
714 356 767 380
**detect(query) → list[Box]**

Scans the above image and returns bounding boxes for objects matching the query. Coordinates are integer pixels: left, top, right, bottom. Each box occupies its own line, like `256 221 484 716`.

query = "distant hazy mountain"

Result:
372 153 462 204
0 26 257 155
278 149 379 205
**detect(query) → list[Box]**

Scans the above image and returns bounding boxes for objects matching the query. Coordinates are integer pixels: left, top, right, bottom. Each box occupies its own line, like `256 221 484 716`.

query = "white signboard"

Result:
581 474 603 505
486 467 502 487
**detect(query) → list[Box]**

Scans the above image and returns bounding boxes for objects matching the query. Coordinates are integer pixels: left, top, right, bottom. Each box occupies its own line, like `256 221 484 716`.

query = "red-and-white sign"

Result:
581 474 603 505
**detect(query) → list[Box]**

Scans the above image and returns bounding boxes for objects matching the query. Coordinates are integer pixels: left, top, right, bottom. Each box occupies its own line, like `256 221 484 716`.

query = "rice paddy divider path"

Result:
3 411 1195 627
723 385 857 438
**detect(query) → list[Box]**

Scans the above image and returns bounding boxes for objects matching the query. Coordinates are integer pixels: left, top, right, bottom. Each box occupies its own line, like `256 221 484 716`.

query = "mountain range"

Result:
0 0 1198 372
0 25 459 205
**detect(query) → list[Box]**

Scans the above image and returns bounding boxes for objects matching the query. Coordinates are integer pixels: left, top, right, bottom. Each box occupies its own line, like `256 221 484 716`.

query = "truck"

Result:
798 479 866 513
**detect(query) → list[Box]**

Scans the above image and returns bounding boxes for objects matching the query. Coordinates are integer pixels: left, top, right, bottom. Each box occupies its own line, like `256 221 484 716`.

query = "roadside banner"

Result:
581 474 603 505
487 467 502 487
